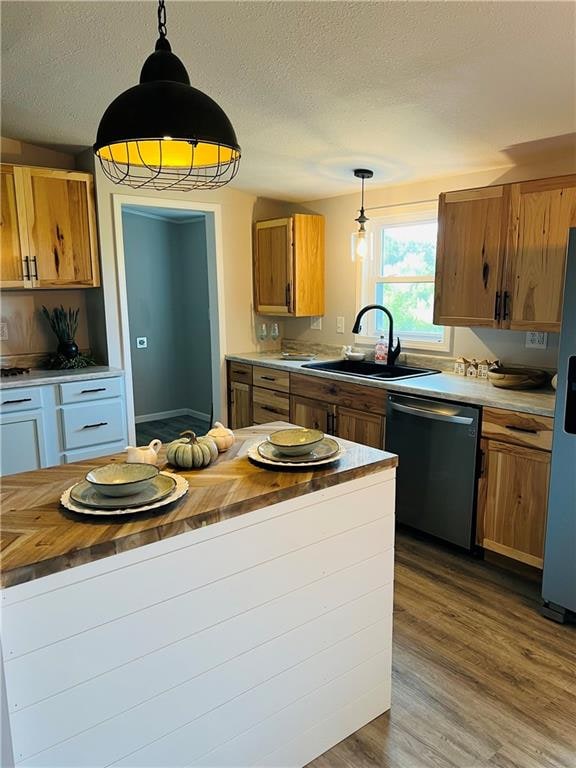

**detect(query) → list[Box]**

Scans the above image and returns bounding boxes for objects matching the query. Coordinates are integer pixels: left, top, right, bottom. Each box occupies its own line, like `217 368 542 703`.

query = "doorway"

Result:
115 199 222 446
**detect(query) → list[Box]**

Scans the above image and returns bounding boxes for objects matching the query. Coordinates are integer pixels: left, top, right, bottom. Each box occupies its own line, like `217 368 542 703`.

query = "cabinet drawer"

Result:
253 366 290 393
61 400 125 450
228 362 253 385
290 373 387 416
59 377 123 404
253 386 290 424
482 408 553 451
63 441 127 464
0 387 43 413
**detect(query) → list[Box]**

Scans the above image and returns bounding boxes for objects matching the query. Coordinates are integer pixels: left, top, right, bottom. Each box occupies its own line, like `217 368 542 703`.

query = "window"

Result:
356 210 450 351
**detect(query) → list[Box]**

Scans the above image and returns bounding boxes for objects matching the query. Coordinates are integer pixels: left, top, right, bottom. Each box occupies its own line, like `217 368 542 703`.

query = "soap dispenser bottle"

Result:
375 335 388 362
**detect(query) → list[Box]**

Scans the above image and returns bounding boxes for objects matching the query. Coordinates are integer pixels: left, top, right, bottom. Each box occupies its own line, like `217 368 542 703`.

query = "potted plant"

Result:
41 305 96 369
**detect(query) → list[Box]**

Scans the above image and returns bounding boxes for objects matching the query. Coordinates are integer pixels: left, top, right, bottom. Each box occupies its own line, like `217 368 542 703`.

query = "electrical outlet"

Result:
310 317 322 331
0 323 7 341
136 337 148 349
525 331 548 349
336 316 345 334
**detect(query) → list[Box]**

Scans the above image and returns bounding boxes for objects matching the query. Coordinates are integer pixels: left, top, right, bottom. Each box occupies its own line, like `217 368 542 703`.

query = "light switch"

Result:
336 316 345 334
136 337 148 349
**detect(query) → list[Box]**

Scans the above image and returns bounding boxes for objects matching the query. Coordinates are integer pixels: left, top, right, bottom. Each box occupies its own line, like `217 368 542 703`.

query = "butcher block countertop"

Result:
0 422 397 589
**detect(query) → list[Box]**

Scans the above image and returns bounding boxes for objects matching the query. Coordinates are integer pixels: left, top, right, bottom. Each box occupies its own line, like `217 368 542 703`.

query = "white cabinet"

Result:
0 375 128 476
0 410 47 476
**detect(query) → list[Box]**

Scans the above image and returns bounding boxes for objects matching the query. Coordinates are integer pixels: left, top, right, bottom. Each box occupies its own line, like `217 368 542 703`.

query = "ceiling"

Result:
2 1 575 201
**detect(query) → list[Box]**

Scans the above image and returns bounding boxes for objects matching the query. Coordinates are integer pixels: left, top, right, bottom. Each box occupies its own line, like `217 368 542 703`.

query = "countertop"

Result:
0 422 397 588
0 366 124 390
227 352 556 417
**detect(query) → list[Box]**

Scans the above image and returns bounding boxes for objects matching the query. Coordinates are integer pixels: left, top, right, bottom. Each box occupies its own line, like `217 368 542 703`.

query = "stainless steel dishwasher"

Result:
385 392 480 550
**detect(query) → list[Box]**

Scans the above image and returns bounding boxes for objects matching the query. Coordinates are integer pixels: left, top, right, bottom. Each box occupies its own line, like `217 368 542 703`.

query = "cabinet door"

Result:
293 214 325 316
434 186 508 327
0 164 32 288
0 410 47 476
504 176 576 331
336 407 384 449
229 382 252 429
479 439 550 568
253 219 292 314
290 395 334 433
22 167 100 288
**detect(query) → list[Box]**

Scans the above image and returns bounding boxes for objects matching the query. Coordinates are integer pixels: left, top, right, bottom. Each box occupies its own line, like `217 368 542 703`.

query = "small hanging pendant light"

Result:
352 169 373 261
93 0 241 191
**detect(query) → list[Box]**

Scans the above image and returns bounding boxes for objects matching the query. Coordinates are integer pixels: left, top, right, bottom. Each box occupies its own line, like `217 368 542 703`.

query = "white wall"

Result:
281 154 576 370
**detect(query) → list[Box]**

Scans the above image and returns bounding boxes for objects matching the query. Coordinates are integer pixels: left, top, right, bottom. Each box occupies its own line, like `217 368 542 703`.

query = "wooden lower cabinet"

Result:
229 382 252 429
336 407 384 449
252 386 290 424
290 395 334 433
477 438 550 568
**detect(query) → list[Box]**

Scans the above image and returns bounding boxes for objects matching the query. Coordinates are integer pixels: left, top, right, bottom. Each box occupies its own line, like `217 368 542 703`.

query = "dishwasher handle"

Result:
389 401 474 425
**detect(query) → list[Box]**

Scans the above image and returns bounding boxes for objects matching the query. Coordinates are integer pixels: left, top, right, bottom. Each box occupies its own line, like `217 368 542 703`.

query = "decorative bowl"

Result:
85 462 159 497
268 428 325 456
344 351 366 361
487 366 548 390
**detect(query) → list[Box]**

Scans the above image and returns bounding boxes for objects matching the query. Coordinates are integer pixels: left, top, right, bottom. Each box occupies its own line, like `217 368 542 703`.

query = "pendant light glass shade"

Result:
352 169 373 261
93 2 241 191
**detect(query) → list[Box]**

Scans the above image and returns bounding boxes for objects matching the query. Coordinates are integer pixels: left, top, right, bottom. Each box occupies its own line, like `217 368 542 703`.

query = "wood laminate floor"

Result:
308 531 575 768
135 415 210 446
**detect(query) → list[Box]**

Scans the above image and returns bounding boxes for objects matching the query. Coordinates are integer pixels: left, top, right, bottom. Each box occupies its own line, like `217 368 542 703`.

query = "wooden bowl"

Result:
487 366 548 390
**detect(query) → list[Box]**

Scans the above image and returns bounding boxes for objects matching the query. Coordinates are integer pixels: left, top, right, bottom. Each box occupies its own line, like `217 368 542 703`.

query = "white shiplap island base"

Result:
1 424 396 768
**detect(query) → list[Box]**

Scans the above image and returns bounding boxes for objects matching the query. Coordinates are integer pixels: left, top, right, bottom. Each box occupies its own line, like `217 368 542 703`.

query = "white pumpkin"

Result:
166 431 218 469
206 421 235 452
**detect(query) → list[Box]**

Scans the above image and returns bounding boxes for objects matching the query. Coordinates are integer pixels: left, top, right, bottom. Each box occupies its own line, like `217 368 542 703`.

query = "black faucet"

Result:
351 304 401 366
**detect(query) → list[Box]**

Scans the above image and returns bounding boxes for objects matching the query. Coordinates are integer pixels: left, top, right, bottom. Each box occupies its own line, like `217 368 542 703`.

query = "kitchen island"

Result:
1 423 397 768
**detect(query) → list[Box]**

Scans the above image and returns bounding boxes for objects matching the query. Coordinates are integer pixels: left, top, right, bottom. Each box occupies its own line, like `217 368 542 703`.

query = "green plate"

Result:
258 437 340 464
70 474 176 510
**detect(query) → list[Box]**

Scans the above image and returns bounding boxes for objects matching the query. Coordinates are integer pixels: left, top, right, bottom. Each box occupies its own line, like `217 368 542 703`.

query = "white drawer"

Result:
63 441 127 464
0 387 43 413
61 400 126 450
59 377 123 404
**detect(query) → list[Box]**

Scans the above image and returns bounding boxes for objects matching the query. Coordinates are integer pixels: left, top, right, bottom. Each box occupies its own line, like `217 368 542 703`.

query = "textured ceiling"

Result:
2 1 575 200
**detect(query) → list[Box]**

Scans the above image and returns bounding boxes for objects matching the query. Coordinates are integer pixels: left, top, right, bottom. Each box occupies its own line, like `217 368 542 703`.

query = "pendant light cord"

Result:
157 0 167 39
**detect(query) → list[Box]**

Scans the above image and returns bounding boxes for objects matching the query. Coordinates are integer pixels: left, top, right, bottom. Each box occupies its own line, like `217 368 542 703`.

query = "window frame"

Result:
355 204 452 352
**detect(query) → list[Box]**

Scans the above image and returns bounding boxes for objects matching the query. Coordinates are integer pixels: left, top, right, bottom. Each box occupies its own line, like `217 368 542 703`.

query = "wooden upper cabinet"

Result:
504 176 576 332
434 186 507 327
0 164 100 290
253 214 324 316
435 173 576 331
0 165 32 288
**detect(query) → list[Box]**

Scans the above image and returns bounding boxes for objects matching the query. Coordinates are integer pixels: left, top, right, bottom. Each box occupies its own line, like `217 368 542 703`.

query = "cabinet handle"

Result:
30 256 39 280
82 421 108 429
23 256 31 281
80 387 106 394
479 449 486 477
285 283 291 310
327 412 335 434
505 424 538 434
260 375 276 382
261 405 281 414
493 291 501 321
503 291 511 320
2 397 32 405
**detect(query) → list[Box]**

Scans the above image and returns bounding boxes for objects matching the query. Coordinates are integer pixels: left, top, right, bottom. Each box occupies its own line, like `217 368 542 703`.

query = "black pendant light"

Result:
353 168 373 260
94 0 241 191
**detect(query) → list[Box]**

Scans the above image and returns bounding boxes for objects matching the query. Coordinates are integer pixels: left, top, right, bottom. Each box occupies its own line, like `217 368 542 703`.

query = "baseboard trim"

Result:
135 408 211 424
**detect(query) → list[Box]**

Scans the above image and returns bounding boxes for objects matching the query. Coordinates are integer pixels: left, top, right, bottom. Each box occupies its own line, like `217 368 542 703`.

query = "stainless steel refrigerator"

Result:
541 228 576 623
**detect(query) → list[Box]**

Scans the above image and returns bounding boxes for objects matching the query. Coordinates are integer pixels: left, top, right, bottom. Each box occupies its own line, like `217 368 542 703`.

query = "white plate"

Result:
61 473 189 516
247 440 345 469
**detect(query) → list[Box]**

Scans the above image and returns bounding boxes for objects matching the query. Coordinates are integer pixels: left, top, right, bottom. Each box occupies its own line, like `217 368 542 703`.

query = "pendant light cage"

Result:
94 0 241 191
96 140 241 191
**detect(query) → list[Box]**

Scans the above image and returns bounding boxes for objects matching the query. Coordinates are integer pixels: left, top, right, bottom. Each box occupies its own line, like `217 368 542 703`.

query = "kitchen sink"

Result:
301 359 440 381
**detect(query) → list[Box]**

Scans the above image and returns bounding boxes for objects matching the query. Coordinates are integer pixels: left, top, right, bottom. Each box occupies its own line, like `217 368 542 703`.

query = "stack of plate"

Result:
61 463 189 516
248 428 345 469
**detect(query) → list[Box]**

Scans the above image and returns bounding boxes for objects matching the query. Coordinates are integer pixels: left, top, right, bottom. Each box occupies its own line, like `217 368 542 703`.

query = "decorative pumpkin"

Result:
206 421 235 452
166 431 218 469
